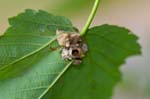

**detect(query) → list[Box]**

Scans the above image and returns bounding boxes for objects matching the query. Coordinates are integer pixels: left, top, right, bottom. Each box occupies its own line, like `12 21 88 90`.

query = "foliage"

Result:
0 9 141 99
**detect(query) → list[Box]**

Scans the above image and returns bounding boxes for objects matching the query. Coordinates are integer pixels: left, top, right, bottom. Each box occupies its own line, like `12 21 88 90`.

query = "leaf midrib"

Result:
38 61 73 99
0 36 57 71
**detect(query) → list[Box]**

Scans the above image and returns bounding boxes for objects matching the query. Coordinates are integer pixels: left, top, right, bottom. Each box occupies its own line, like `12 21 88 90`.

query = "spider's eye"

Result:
72 49 80 56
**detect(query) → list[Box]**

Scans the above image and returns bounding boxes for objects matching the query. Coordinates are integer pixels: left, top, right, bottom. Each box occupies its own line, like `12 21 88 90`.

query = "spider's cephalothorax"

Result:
56 30 88 65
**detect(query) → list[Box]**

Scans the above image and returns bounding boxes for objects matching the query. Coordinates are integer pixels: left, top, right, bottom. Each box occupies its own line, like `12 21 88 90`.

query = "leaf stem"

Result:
80 0 100 36
38 61 73 99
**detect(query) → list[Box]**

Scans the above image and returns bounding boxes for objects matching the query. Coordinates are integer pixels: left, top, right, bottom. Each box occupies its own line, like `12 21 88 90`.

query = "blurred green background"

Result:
0 0 149 99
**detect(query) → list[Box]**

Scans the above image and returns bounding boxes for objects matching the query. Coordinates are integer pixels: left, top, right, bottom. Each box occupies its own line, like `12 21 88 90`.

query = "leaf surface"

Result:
42 24 141 99
0 9 74 79
0 9 141 99
0 9 75 99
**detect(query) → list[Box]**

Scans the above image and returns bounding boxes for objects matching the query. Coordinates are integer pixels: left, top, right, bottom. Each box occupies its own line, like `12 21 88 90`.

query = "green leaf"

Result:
0 9 75 99
0 9 75 79
42 24 141 99
0 9 141 99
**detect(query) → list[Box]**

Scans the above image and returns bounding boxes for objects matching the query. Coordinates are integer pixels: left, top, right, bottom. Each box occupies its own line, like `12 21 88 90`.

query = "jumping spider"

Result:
56 30 88 65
